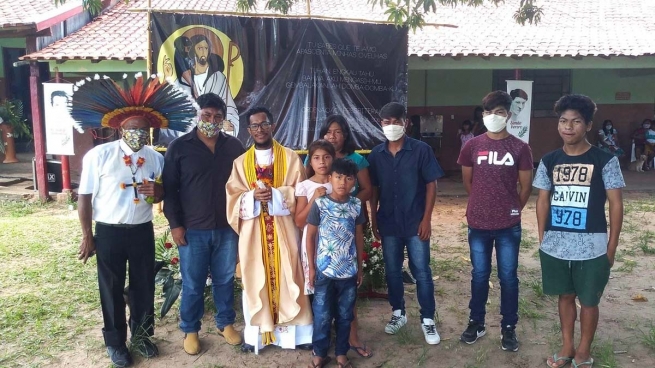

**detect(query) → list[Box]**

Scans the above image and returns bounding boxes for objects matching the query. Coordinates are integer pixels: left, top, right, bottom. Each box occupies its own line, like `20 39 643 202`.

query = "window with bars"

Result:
492 69 571 118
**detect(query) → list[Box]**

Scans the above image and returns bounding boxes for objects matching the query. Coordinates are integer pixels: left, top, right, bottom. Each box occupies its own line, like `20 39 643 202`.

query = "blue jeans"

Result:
312 272 357 357
382 236 435 320
467 224 521 329
178 227 238 333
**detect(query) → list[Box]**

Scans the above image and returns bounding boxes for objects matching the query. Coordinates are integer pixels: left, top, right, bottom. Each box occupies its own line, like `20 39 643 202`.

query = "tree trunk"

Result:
0 124 19 163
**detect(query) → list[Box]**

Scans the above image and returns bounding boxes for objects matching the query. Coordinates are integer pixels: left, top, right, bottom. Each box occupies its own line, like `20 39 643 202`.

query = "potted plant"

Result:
0 99 31 163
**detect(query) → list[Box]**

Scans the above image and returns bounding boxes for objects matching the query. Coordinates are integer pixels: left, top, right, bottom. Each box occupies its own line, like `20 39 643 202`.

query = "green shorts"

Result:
539 250 610 307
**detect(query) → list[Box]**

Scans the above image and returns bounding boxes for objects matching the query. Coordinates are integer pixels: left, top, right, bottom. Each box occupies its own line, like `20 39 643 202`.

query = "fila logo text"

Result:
477 151 515 166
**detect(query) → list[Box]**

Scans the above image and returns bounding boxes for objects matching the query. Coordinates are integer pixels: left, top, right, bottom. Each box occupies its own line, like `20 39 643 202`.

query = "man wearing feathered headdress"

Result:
226 107 313 353
73 74 196 367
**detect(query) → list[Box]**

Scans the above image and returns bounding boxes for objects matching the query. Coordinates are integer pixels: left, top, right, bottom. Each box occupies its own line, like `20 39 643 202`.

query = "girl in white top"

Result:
295 139 335 295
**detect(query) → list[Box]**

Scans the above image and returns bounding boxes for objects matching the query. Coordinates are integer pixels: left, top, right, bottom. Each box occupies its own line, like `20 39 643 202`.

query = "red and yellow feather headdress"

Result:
70 73 197 131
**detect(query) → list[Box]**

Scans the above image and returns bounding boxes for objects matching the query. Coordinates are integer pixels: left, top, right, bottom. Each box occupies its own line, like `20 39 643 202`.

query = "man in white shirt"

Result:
78 116 163 367
72 74 196 368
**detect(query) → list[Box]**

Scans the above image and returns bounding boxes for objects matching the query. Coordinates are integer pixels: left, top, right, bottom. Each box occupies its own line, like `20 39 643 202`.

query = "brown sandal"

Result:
337 360 354 368
308 356 331 368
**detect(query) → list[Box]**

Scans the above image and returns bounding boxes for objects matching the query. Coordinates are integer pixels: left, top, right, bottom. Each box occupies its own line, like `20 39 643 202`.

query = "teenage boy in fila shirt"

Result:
534 95 624 368
457 91 533 352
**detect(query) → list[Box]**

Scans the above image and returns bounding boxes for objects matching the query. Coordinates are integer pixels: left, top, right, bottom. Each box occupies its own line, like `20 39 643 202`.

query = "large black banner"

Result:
151 13 408 149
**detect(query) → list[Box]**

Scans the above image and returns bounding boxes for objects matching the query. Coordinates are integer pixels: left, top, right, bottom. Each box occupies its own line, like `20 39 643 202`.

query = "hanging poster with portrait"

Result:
43 83 75 155
506 80 533 144
150 13 408 149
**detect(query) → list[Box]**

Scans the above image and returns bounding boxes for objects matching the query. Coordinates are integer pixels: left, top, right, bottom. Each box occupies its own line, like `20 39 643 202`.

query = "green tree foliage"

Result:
54 0 543 30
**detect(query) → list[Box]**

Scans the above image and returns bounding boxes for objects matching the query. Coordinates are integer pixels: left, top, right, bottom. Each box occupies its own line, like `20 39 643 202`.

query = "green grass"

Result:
464 347 489 368
591 339 619 368
622 219 638 234
615 259 637 273
518 298 544 320
520 235 538 249
431 256 467 282
394 326 420 345
0 202 178 366
525 279 545 298
0 199 43 217
638 231 655 254
0 202 101 365
642 322 655 353
416 345 429 366
624 200 655 214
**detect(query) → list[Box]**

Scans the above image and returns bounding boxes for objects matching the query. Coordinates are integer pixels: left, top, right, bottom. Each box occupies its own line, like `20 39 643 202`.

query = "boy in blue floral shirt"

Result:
306 158 365 368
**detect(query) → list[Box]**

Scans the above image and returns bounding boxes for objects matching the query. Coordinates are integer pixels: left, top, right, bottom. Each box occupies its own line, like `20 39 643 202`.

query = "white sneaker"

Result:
384 309 407 334
421 318 441 345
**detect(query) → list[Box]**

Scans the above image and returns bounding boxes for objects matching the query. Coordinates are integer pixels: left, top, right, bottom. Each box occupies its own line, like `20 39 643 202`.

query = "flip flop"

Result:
308 356 331 368
337 360 354 368
546 354 573 367
349 344 373 358
572 358 594 368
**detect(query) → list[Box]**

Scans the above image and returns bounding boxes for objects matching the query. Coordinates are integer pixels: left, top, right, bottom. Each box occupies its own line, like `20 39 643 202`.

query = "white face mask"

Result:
606 125 613 130
382 125 405 141
483 114 507 133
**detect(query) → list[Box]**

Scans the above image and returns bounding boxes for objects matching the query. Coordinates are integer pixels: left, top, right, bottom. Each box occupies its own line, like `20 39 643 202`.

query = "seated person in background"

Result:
457 120 475 151
632 119 654 170
410 115 423 140
471 106 487 136
597 120 624 158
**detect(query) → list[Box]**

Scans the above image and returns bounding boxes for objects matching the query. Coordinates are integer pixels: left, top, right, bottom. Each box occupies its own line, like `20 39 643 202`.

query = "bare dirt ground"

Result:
47 193 655 368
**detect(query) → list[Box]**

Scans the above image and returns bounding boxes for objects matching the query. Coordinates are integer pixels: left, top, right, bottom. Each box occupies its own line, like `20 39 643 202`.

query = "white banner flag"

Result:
43 83 75 155
506 80 533 143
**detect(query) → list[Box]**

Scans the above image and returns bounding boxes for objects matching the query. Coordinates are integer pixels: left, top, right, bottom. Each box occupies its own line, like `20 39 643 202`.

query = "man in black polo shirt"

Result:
368 102 444 345
162 93 245 354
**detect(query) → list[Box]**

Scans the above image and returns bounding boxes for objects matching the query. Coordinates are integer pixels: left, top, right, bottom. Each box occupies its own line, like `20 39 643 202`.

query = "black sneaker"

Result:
460 320 486 344
501 328 519 352
107 344 133 367
131 338 159 358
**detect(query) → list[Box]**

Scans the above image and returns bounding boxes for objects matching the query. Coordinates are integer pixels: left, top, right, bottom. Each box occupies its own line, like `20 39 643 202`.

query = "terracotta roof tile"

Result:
0 0 83 28
411 0 655 57
23 0 655 61
22 1 147 61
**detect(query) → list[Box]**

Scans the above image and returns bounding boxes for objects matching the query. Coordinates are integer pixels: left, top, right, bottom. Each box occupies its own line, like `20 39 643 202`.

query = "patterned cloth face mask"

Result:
197 119 221 138
122 129 149 151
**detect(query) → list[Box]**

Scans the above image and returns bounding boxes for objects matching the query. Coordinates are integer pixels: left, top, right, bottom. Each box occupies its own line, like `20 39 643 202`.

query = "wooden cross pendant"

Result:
119 176 143 203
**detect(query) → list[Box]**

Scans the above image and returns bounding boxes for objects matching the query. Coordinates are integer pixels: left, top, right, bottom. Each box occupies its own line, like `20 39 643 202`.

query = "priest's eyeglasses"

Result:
248 122 273 131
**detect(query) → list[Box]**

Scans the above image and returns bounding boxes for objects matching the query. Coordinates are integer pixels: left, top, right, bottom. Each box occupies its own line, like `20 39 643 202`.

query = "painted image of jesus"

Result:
509 89 529 117
178 34 239 136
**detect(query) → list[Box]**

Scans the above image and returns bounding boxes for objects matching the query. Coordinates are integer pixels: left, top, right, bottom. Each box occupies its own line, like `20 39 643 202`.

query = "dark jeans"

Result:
95 222 155 347
467 224 521 329
382 235 435 320
312 272 357 357
178 228 238 333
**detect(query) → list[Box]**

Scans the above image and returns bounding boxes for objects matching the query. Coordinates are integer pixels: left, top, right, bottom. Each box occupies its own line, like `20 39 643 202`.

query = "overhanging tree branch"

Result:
54 0 543 30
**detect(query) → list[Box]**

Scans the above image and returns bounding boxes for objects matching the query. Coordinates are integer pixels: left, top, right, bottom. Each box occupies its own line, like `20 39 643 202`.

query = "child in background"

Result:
295 140 336 296
458 120 475 151
306 158 365 368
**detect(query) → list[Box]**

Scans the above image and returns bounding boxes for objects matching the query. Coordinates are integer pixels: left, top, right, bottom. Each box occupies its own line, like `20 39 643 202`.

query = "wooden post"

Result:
30 61 49 201
514 69 522 80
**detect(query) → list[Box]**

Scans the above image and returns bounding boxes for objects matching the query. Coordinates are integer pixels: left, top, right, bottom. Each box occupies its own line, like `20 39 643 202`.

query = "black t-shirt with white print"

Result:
533 146 625 260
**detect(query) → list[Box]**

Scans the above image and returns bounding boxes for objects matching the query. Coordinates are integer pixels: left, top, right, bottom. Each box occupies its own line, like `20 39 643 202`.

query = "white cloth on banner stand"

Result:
631 141 636 162
241 292 313 354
